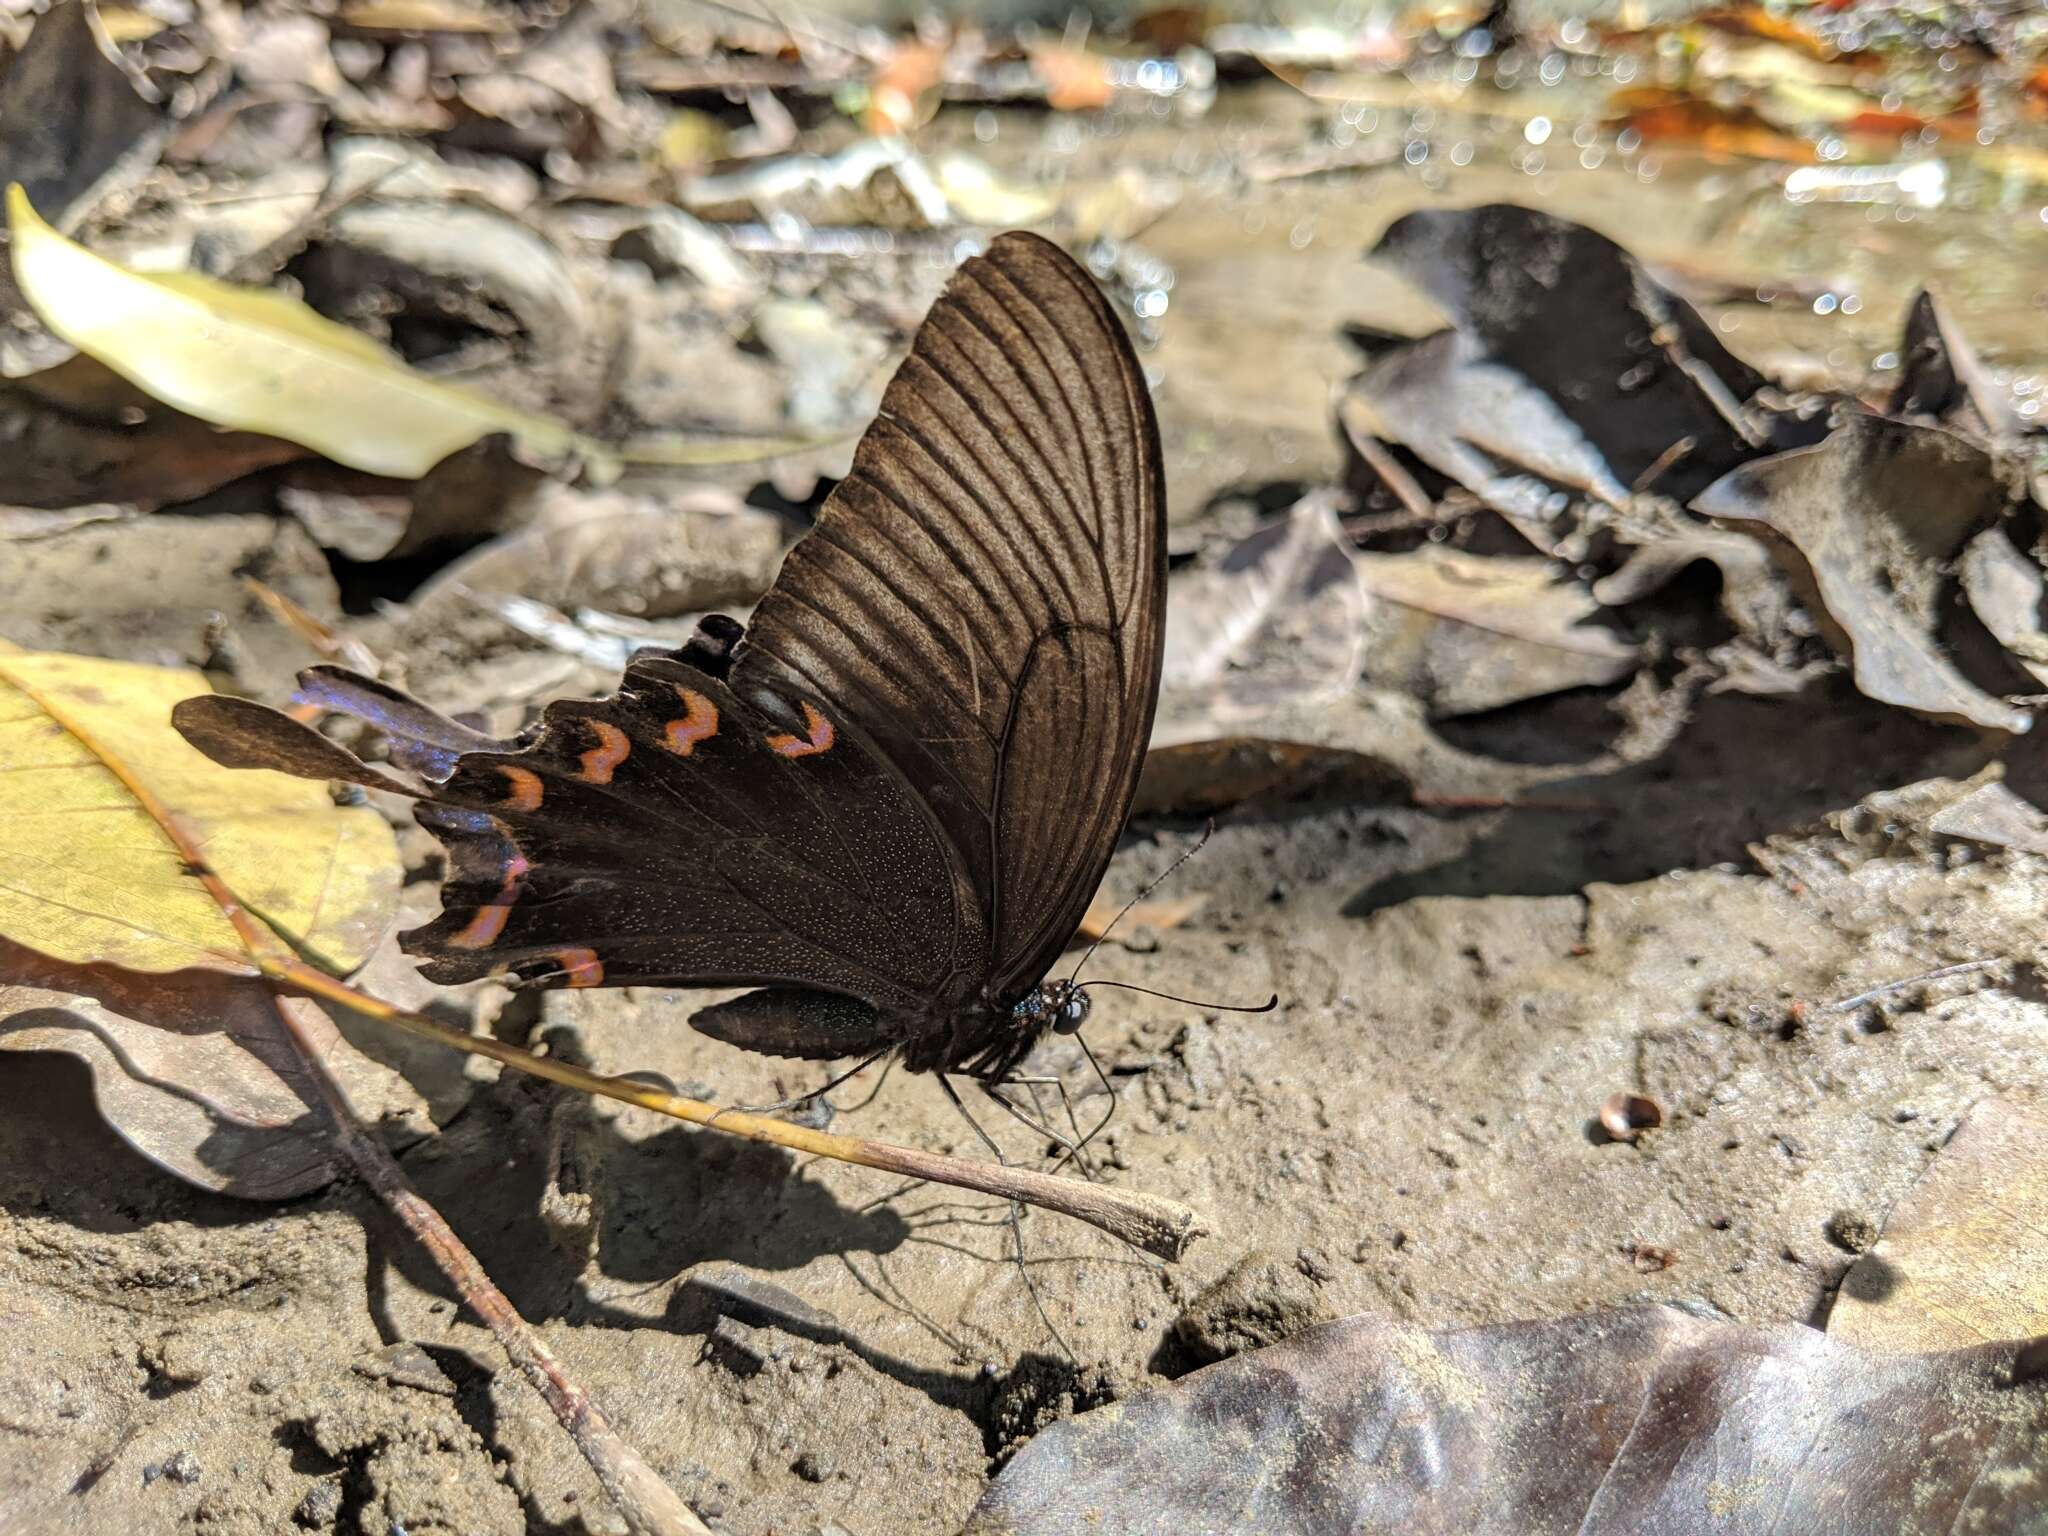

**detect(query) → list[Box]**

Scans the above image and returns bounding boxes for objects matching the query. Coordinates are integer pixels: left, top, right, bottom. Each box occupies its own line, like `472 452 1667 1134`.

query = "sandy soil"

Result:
6 81 2048 1536
7 658 2048 1533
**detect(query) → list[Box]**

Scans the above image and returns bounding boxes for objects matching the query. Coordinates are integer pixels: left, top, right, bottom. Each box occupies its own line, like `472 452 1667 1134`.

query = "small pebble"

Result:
296 1480 342 1526
1826 1209 1880 1253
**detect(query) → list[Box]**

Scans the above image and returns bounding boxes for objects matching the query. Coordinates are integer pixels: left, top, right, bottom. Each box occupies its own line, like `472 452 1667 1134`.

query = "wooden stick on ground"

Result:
267 991 712 1536
268 952 1207 1262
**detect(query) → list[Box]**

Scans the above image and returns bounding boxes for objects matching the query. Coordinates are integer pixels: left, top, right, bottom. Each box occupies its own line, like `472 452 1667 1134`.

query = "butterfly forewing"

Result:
737 232 1166 1006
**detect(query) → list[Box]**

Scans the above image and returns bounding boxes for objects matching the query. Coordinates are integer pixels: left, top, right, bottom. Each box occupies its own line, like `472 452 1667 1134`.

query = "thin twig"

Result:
1824 959 2003 1014
269 994 710 1536
1338 411 1437 523
263 951 1205 1261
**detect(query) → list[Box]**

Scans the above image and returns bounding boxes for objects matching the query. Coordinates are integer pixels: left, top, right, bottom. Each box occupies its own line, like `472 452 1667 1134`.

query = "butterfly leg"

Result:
937 1075 1076 1365
707 1049 890 1127
980 1076 1101 1182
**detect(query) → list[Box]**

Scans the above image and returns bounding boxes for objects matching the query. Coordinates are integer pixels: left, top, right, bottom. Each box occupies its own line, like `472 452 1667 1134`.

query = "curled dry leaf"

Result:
1343 205 1830 672
1831 1094 2048 1351
1693 414 2028 734
1158 495 1369 740
0 649 399 975
972 1305 2048 1535
1366 205 1790 507
6 184 584 479
1598 1091 1663 1143
1352 546 1640 717
0 942 426 1198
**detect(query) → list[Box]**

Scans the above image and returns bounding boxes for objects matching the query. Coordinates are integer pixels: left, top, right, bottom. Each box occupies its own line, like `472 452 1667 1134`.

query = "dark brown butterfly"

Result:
176 233 1166 1084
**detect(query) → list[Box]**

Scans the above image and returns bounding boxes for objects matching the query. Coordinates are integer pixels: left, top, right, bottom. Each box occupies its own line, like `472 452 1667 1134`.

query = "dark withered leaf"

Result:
1365 204 1813 504
971 1305 2048 1536
0 357 306 510
0 3 163 230
1693 414 2027 734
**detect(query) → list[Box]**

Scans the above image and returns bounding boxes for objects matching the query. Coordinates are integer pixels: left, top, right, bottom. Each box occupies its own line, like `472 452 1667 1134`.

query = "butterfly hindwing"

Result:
403 654 977 1024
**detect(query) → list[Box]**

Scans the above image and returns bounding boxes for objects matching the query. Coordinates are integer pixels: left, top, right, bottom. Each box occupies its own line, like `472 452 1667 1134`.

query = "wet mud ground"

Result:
7 82 2048 1536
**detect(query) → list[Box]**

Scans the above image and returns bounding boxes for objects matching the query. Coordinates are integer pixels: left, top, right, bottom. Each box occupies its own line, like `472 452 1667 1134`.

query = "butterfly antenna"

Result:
1067 819 1218 987
1078 980 1279 1013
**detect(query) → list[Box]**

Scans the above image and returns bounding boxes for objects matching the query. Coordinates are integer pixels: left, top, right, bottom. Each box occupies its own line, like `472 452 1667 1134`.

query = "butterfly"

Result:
176 232 1166 1085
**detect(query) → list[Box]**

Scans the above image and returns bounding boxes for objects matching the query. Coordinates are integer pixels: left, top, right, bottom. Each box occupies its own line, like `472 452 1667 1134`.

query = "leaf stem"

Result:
265 950 1206 1262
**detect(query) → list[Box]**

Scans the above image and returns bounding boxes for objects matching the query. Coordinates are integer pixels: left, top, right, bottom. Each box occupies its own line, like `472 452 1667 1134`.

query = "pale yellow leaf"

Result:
6 183 576 479
1830 1095 2048 1351
0 650 399 975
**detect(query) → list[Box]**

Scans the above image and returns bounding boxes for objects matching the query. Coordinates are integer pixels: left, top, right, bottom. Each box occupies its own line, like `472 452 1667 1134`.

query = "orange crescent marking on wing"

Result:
552 948 605 987
767 700 836 759
449 846 530 950
450 902 513 949
498 764 544 812
579 720 630 784
664 687 720 756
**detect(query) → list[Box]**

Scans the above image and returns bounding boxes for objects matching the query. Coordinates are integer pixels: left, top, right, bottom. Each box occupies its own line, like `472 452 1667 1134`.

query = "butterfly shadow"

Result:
585 1117 915 1284
371 1081 917 1326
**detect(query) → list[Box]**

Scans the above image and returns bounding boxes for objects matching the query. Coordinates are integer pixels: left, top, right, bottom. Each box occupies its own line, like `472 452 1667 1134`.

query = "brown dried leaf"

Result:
1831 1095 2048 1351
0 356 306 508
1693 415 2028 733
0 941 428 1200
973 1306 2048 1535
1353 547 1640 717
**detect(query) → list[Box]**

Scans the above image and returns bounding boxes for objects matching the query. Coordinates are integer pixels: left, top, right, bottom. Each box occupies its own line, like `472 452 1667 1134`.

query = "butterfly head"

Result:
1012 979 1092 1036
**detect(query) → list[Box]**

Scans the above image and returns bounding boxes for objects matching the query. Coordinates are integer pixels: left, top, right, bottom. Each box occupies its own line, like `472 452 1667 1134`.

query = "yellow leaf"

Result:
337 0 516 32
1829 1095 2048 1351
6 183 577 479
0 650 399 975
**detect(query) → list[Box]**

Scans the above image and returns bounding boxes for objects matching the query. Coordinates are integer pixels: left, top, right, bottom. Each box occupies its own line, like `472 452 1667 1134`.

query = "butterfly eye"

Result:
1053 992 1091 1034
